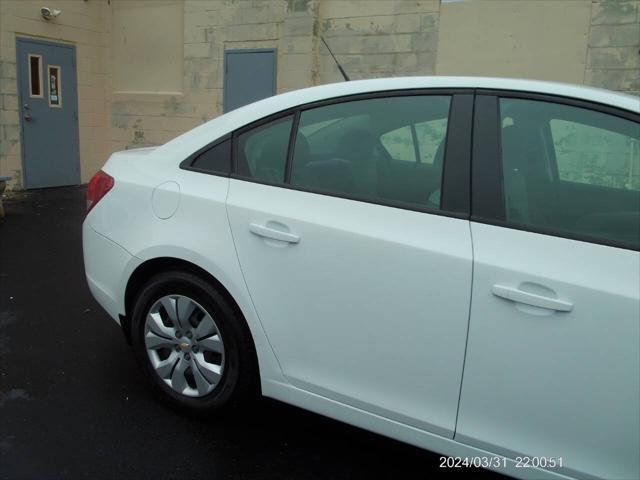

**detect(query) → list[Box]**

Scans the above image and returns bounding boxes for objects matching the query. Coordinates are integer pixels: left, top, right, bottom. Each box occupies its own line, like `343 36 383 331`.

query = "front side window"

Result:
499 98 640 248
236 116 293 183
550 118 640 190
290 95 451 209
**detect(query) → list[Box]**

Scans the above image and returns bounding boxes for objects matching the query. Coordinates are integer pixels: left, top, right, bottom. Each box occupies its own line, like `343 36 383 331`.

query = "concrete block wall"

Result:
0 0 110 189
0 0 638 191
317 0 440 83
586 0 640 96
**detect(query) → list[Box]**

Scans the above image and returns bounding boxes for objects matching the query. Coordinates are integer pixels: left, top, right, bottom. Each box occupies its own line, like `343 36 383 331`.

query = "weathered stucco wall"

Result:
0 0 638 191
436 0 593 83
586 0 640 96
317 0 440 83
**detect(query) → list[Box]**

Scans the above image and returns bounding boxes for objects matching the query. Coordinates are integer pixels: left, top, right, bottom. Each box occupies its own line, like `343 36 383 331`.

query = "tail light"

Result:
86 170 114 213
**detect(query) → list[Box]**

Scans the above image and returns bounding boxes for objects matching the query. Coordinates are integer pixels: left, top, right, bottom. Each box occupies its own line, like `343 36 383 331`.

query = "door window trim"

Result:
472 90 640 251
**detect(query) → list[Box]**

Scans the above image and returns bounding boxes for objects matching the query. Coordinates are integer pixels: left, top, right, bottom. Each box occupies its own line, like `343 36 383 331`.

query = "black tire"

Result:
130 270 259 413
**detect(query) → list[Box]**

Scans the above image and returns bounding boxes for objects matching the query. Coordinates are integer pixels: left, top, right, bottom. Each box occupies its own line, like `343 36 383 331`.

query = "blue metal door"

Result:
16 38 80 189
223 49 276 113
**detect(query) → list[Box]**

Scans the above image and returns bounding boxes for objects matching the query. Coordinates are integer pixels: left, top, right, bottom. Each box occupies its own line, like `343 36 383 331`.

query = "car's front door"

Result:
456 94 640 479
226 92 474 436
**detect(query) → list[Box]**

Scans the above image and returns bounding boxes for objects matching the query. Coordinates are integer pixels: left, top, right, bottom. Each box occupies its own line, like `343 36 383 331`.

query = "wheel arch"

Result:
122 257 257 369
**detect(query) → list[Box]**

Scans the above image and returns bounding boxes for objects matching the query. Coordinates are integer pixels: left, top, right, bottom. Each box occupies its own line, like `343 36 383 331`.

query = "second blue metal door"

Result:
223 49 276 113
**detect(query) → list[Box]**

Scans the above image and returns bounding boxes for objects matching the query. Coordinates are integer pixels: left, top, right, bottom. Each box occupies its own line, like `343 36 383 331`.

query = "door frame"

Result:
223 48 277 113
16 36 80 189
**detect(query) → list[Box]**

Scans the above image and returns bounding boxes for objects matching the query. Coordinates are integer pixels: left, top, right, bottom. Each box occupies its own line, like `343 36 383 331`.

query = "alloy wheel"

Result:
144 294 225 397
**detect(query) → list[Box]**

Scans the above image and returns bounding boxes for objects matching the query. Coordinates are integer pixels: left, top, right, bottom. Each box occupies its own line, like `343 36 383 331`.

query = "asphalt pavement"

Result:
0 186 503 480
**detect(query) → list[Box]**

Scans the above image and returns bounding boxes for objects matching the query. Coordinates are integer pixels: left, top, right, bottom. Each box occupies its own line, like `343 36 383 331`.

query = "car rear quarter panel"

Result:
86 154 287 387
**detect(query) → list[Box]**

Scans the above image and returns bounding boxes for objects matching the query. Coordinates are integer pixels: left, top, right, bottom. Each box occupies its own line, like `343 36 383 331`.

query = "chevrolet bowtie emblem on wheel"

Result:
179 342 190 351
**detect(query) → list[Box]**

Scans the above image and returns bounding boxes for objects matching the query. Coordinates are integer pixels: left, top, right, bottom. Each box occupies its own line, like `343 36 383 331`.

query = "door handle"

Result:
492 285 573 312
249 223 300 244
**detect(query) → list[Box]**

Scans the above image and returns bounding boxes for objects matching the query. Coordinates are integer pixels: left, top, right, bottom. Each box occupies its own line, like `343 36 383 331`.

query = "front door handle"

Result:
249 223 300 244
492 285 573 312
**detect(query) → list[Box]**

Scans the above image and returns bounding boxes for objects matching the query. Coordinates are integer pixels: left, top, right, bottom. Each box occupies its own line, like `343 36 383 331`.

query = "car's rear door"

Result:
456 93 640 479
226 91 474 436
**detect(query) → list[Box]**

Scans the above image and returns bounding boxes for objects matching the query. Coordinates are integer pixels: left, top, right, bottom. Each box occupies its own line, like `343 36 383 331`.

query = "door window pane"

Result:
550 118 640 190
415 118 448 164
499 98 640 248
29 54 42 97
48 65 62 107
291 95 451 209
236 116 293 183
380 126 415 162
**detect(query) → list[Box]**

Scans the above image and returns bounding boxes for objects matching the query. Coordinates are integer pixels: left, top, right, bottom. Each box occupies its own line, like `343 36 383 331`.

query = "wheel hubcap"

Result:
144 294 225 397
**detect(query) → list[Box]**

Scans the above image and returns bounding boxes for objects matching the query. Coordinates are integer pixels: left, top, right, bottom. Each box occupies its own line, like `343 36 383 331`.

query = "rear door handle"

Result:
249 223 300 244
492 285 573 312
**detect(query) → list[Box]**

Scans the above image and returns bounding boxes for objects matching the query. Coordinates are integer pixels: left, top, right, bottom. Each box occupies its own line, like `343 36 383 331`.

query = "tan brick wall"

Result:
0 0 638 191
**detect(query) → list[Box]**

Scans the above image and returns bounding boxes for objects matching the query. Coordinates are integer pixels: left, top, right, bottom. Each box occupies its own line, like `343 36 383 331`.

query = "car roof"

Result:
157 76 640 159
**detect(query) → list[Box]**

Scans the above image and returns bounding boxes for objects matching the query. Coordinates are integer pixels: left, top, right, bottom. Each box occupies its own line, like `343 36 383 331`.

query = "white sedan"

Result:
83 77 639 480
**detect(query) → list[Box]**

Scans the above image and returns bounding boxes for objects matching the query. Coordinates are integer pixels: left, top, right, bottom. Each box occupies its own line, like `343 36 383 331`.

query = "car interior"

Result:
236 95 638 247
500 99 640 247
290 95 451 210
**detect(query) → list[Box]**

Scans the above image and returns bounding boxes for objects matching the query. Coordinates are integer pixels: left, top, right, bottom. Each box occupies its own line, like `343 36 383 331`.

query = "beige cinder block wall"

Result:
108 0 640 165
586 0 640 97
436 0 639 96
1 0 638 191
107 0 443 156
0 0 111 189
436 0 594 83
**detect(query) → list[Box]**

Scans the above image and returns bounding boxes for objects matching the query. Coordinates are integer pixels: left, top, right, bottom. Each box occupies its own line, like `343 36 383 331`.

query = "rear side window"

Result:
499 98 640 248
236 116 293 183
190 139 231 174
380 119 449 164
290 95 451 209
380 126 415 162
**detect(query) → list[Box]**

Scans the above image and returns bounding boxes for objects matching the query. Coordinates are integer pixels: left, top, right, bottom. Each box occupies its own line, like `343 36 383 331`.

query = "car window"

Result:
380 126 415 162
290 95 451 209
305 114 370 156
550 118 640 190
236 116 293 183
379 118 449 164
499 97 640 248
415 118 448 164
190 138 231 174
